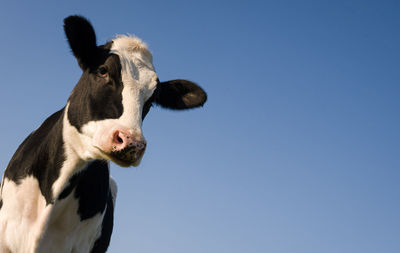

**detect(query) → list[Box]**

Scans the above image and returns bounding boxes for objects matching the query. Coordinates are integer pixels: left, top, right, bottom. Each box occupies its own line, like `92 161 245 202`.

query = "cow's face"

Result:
63 16 206 167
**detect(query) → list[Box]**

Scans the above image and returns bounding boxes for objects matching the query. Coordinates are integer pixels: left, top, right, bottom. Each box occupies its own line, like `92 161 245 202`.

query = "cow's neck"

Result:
51 105 94 202
3 107 91 205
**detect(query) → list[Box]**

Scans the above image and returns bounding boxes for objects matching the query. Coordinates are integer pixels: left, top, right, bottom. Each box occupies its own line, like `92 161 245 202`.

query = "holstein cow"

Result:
0 16 207 252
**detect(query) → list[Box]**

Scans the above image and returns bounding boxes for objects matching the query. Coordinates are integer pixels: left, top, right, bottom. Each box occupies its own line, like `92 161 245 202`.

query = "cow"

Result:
0 15 207 253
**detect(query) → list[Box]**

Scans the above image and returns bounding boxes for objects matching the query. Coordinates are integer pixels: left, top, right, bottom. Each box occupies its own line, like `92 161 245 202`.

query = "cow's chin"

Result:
110 154 143 167
96 147 145 167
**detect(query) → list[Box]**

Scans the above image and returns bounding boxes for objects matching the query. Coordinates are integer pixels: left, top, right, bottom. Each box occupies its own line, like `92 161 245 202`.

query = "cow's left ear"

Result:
64 15 99 70
155 79 207 110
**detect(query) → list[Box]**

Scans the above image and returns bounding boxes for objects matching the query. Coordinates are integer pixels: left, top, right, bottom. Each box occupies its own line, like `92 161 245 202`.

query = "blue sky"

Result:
0 0 399 252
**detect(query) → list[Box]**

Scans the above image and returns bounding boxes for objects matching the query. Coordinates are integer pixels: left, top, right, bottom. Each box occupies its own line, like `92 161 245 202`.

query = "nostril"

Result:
112 130 145 151
113 131 125 145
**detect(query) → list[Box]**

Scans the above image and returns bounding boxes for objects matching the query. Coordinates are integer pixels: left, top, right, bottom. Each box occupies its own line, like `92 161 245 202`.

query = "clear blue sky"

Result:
0 0 399 252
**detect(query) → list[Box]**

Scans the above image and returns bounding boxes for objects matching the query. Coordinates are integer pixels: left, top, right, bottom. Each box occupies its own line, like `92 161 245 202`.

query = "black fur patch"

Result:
4 109 66 205
91 192 114 253
0 199 3 210
58 160 110 221
67 54 125 132
75 160 110 220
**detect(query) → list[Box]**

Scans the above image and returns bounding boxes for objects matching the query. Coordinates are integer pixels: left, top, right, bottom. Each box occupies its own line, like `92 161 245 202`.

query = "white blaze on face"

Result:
110 35 158 131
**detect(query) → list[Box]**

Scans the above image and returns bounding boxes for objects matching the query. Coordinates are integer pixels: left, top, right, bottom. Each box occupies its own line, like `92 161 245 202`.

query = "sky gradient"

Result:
0 0 399 252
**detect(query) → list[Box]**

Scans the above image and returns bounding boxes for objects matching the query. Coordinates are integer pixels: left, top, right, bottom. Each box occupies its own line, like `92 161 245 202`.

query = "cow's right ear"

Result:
64 15 98 70
155 79 207 110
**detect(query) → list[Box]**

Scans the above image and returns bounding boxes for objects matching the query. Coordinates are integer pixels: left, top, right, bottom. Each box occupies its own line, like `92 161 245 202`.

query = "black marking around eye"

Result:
67 53 124 132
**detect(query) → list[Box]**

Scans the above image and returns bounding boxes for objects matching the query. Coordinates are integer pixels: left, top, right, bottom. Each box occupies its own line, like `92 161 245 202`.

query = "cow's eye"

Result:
98 67 108 78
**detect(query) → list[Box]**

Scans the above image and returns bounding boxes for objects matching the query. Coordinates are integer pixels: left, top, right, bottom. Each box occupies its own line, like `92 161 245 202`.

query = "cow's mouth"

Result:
109 146 145 167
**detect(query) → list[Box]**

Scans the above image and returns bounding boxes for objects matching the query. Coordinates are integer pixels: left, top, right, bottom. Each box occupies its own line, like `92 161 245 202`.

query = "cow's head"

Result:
63 16 206 167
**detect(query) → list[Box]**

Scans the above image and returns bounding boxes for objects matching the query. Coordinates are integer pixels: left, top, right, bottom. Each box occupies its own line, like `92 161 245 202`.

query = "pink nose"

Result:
112 130 146 152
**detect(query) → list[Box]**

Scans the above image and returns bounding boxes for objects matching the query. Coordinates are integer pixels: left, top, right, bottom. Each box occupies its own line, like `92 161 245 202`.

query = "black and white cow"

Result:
0 16 206 252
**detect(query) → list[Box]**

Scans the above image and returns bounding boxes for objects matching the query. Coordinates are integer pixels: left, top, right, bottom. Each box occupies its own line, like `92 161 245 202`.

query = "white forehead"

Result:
110 35 153 64
108 35 157 130
110 35 157 97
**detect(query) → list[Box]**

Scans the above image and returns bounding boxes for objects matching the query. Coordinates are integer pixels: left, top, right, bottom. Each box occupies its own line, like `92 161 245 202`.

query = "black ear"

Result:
155 79 207 110
64 15 98 69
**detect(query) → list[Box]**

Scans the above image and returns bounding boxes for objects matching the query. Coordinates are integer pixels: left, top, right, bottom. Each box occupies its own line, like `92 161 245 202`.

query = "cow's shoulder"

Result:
4 108 66 204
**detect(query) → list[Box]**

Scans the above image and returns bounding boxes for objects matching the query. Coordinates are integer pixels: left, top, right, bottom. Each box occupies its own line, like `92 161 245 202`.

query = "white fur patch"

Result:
0 177 50 252
111 34 152 63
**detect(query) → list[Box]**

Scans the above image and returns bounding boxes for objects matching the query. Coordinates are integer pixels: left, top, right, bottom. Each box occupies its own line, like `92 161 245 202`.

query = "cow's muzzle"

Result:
109 129 146 166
